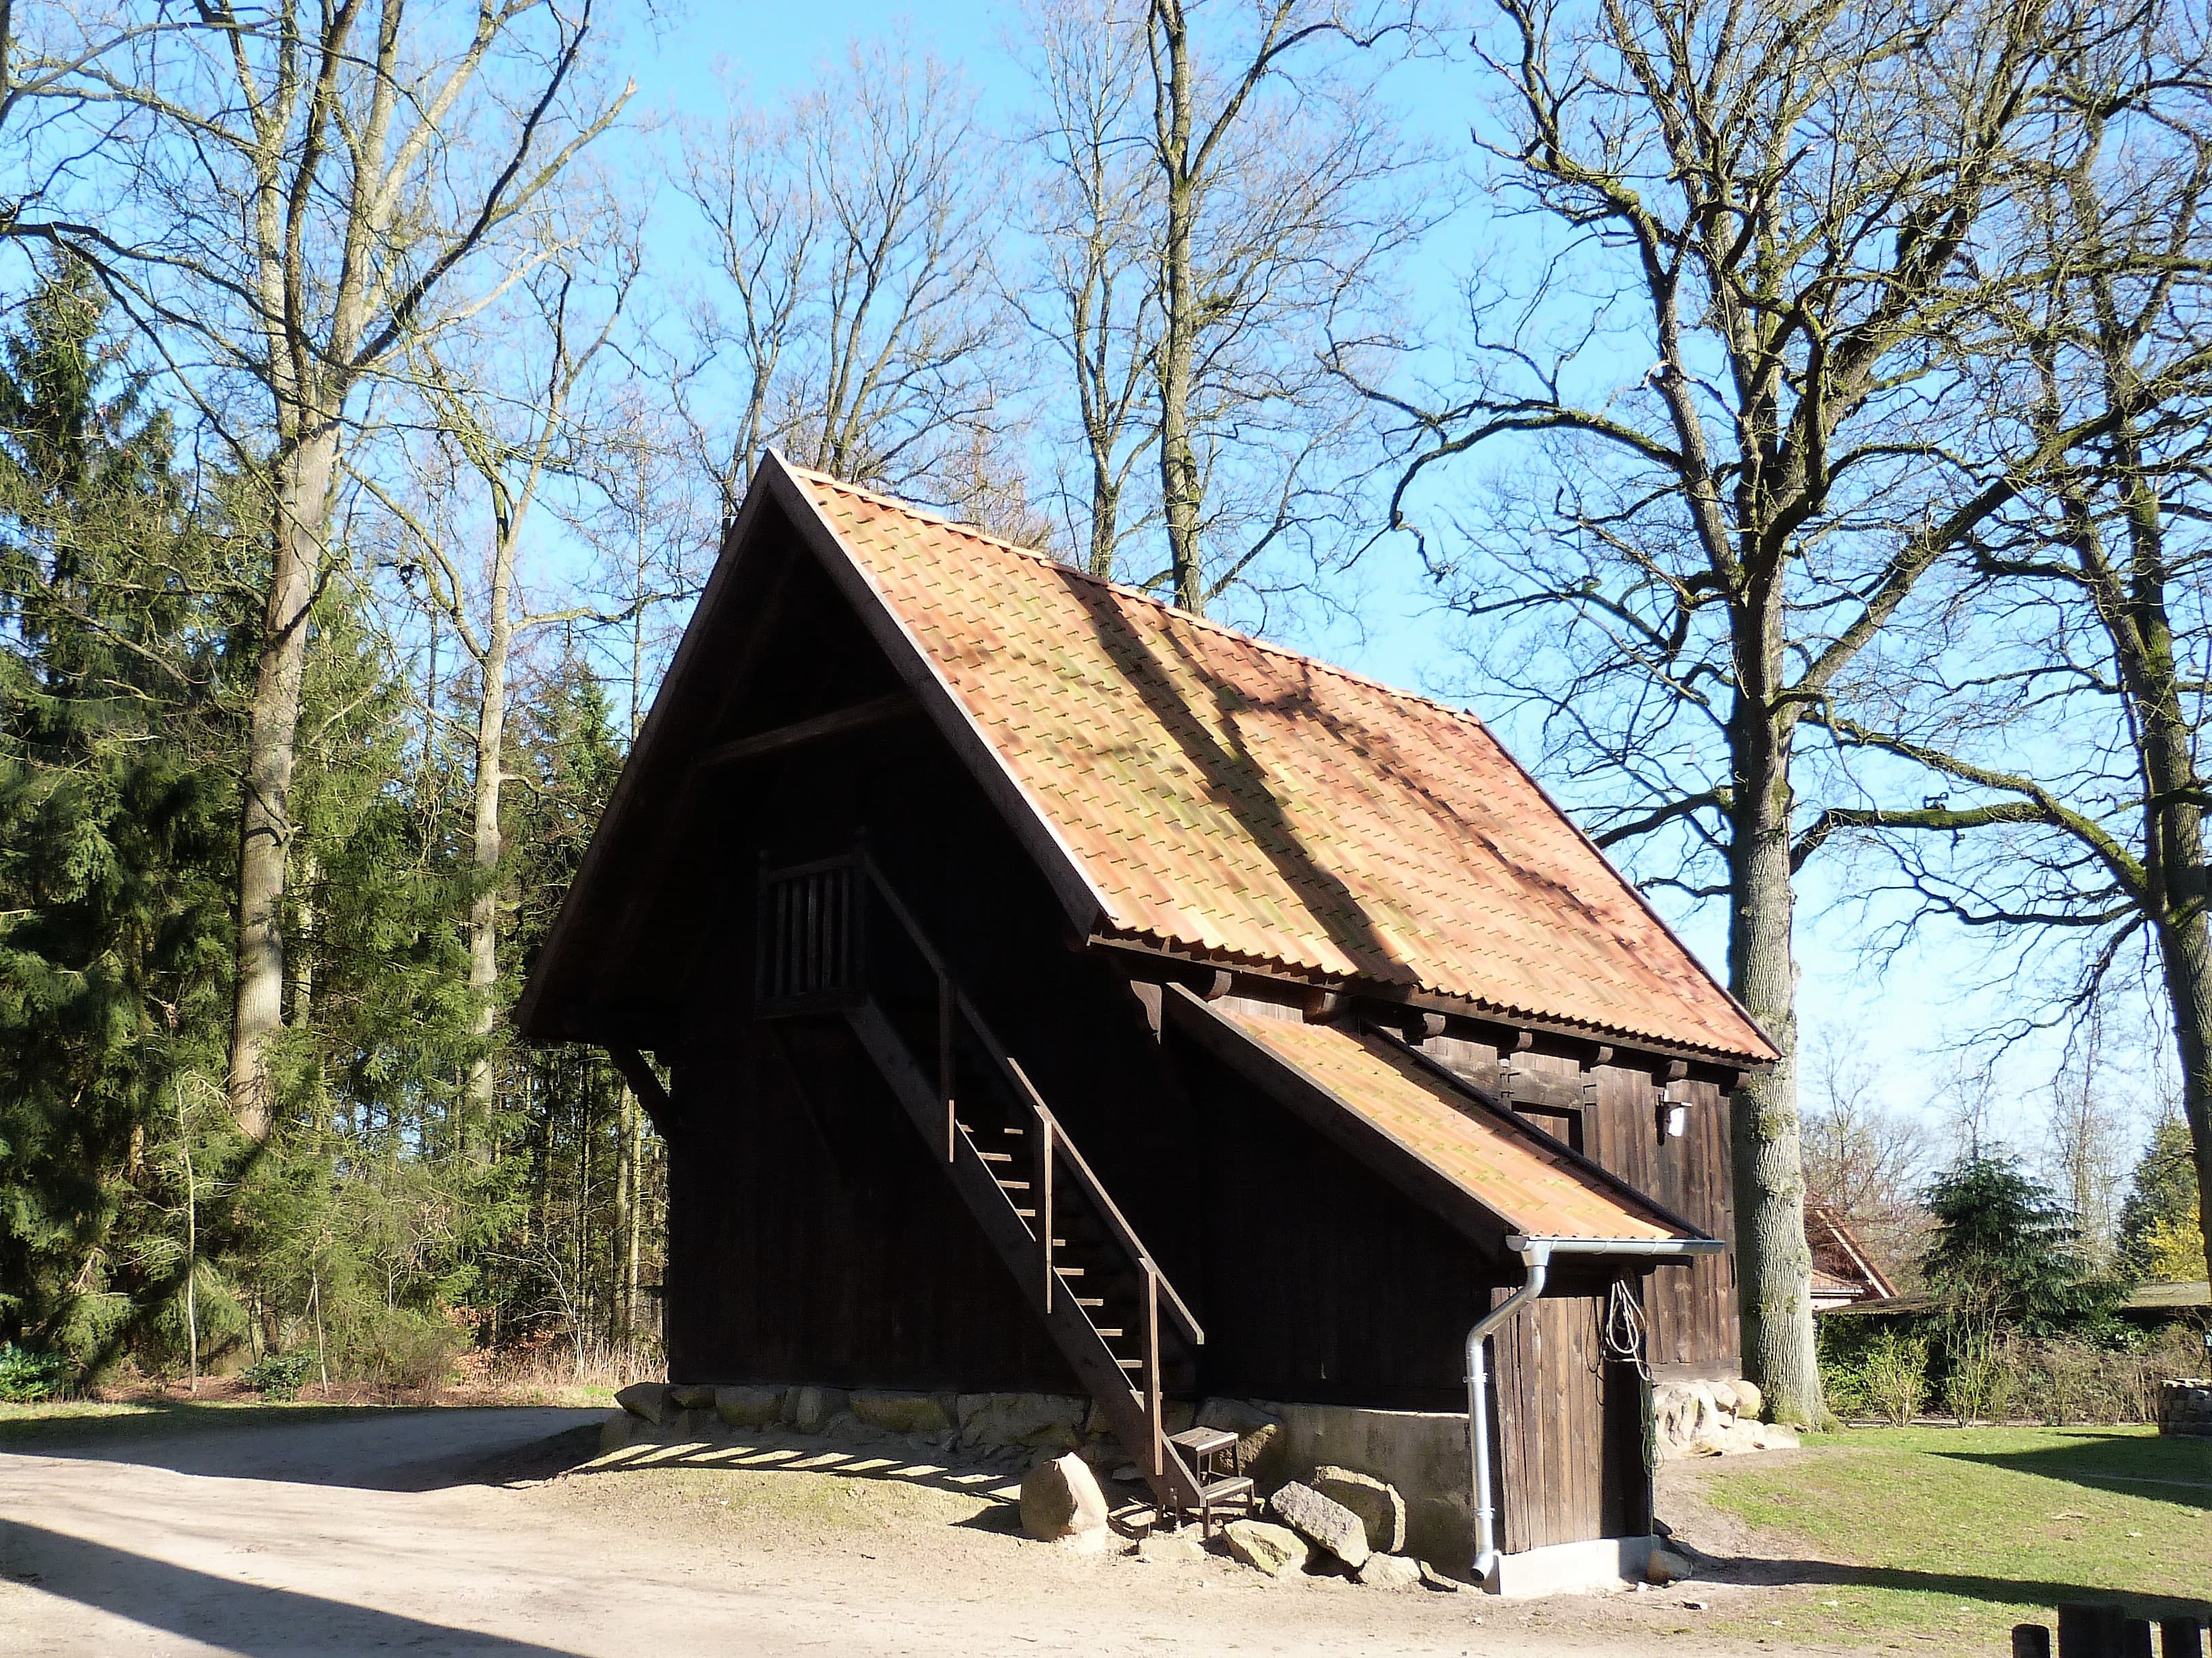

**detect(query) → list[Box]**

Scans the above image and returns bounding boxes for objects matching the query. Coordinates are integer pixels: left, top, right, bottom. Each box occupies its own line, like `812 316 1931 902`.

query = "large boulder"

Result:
1221 1519 1309 1578
598 1412 634 1453
1731 1379 1764 1421
1019 1453 1110 1549
1267 1480 1371 1571
955 1393 1087 1451
615 1382 673 1426
667 1383 717 1411
1312 1466 1407 1555
715 1385 785 1429
789 1385 849 1434
850 1392 952 1435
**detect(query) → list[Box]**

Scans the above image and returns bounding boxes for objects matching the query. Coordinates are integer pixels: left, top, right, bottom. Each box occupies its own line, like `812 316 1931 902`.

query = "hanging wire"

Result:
1604 1276 1652 1382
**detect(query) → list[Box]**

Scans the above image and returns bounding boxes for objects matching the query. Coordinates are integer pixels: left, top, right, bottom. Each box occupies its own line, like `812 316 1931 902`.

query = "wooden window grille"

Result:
756 854 863 1012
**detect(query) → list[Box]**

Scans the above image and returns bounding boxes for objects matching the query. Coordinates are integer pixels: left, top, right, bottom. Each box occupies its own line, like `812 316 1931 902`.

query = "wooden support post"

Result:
2060 1604 2127 1658
2122 1621 2154 1658
1143 1258 1163 1479
1040 1116 1055 1313
2162 1619 2207 1658
2015 1628 2053 1658
938 972 955 1164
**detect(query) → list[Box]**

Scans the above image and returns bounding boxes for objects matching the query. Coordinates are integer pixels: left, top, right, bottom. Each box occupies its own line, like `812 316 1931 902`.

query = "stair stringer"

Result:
842 998 1206 1517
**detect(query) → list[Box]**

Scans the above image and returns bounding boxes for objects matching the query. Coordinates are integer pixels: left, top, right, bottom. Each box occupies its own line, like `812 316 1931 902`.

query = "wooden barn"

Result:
518 454 1777 1592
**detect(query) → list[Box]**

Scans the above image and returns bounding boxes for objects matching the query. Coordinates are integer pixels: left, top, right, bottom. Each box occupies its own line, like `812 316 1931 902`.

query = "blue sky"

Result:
615 2 2166 1161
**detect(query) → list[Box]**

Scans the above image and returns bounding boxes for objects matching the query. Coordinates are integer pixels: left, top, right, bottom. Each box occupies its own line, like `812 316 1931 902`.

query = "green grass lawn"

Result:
1689 1425 2212 1648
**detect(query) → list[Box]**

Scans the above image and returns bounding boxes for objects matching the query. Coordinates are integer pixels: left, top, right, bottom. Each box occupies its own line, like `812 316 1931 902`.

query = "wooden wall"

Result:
1422 1035 1740 1379
1487 1291 1648 1553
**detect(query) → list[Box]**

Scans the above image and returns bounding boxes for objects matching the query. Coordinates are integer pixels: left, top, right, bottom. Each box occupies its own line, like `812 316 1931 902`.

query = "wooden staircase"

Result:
759 850 1250 1529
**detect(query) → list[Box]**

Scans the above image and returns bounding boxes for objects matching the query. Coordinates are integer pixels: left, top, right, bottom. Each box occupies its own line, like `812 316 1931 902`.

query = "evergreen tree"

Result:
1920 1150 2120 1338
2117 1119 2205 1284
0 258 243 1365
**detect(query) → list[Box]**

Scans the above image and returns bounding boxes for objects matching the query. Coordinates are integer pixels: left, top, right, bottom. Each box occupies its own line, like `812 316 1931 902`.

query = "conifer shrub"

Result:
239 1351 311 1401
0 1342 69 1402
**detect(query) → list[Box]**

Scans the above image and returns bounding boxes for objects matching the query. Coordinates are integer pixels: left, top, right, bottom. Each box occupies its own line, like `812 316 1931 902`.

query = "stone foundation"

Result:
1651 1377 1798 1459
2158 1379 2212 1437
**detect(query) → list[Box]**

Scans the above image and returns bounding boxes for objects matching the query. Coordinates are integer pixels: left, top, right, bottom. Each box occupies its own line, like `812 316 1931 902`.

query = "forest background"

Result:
0 0 2207 1415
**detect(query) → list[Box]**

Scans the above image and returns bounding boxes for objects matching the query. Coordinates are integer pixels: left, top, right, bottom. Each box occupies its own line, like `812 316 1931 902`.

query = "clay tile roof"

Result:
1212 1006 1688 1243
789 464 1775 1065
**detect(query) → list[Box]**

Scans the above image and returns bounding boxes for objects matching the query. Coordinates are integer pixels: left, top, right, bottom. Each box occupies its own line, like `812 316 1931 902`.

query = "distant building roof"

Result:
1805 1203 1897 1307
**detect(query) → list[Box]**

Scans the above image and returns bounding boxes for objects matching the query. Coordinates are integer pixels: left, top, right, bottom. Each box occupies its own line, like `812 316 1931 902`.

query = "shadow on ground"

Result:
577 1434 1030 1513
0 1404 608 1493
0 1521 590 1657
1928 1430 2212 1510
1705 1551 2212 1624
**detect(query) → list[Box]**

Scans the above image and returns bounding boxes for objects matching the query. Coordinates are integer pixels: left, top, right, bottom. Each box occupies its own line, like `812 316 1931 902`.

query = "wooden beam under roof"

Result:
694 692 918 771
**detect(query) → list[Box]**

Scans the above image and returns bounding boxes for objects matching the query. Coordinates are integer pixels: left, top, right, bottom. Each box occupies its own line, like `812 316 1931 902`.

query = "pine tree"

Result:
2117 1119 2205 1284
0 258 243 1366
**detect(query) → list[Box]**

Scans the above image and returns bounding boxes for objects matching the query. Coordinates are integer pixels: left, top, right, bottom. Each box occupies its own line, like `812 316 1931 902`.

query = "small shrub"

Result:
0 1343 71 1403
239 1351 313 1401
1944 1330 2013 1425
351 1309 464 1396
1860 1330 1928 1426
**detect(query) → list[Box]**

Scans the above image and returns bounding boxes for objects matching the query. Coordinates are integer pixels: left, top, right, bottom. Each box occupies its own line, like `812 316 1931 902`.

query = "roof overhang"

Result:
1161 984 1718 1269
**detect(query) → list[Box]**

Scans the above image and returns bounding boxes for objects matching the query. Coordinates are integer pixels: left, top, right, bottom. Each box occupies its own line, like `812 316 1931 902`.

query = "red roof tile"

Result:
1212 1004 1690 1243
788 463 1775 1064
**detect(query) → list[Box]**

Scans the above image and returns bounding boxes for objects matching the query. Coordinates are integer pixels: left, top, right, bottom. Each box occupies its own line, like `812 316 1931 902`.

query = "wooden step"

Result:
979 1150 1014 1164
1199 1476 1254 1506
1072 1296 1104 1309
996 1179 1032 1192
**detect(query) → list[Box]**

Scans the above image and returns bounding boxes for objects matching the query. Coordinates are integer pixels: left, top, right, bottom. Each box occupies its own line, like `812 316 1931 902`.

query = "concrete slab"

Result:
1489 1534 1657 1599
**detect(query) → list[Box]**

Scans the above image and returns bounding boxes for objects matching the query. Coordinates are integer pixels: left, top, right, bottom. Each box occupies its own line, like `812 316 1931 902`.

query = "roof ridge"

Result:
786 460 1499 732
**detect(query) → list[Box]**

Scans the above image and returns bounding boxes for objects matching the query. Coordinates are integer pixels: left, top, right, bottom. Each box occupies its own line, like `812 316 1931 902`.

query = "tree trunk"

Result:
2154 912 2212 1282
462 532 515 1161
1726 701 1822 1424
290 850 318 1029
227 428 337 1142
1153 1 1203 615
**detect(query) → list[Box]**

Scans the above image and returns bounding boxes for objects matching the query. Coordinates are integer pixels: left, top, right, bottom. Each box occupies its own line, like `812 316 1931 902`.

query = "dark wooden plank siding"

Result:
1490 1289 1646 1551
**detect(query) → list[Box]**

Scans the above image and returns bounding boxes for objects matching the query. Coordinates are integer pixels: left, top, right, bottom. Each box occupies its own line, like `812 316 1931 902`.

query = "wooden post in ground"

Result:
2058 1604 2127 1658
2015 1625 2052 1658
2160 1618 2207 1658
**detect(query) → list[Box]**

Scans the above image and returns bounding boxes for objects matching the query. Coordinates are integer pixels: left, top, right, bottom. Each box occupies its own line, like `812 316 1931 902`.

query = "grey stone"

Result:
667 1383 717 1411
1416 1560 1463 1593
1707 1380 1739 1415
715 1385 785 1429
1222 1519 1309 1578
1646 1547 1693 1585
955 1392 1087 1451
1312 1465 1407 1554
850 1392 952 1435
615 1382 672 1426
1730 1379 1763 1421
1357 1553 1423 1590
1020 1453 1109 1546
598 1412 634 1453
789 1385 848 1434
1136 1532 1204 1564
1268 1480 1371 1570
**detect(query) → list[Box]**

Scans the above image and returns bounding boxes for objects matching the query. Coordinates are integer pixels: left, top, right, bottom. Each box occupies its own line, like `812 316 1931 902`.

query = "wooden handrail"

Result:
857 853 1204 1347
1006 1060 1204 1347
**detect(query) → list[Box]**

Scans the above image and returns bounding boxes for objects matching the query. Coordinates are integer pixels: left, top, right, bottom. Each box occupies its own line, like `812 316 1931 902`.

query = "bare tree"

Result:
1799 13 2212 1284
35 1 630 1140
1138 0 1422 613
361 196 641 1158
1368 0 2152 1419
676 39 1009 523
1800 1029 1936 1286
1015 0 1164 575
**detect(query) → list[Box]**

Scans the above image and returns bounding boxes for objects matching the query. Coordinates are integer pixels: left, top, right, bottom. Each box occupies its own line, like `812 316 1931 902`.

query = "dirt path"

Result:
0 1406 1833 1657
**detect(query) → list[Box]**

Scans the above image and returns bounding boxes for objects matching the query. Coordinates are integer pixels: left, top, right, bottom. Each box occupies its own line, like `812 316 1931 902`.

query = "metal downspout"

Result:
1466 1232 1723 1589
1467 1237 1550 1589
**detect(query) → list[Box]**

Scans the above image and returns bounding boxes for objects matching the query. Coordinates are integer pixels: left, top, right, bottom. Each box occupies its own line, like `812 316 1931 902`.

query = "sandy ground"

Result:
0 1406 1831 1657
